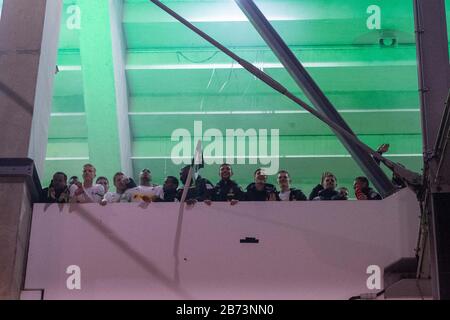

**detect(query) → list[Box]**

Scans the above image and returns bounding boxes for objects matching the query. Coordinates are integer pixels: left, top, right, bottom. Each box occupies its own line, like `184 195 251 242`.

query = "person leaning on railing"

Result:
313 174 345 201
308 171 333 200
244 168 277 201
275 170 307 201
96 176 109 194
208 163 244 206
69 164 106 203
42 172 70 203
353 176 382 200
177 165 214 205
154 176 179 202
100 172 137 205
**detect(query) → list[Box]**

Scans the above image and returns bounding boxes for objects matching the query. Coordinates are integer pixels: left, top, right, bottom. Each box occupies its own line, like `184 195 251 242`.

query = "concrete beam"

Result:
110 0 133 177
29 1 63 177
0 0 62 299
0 0 61 176
78 0 132 178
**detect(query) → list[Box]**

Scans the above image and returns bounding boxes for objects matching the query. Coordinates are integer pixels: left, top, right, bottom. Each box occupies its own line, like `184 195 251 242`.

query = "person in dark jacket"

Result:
314 174 341 200
212 164 244 205
336 187 349 200
177 165 214 204
42 172 70 203
308 171 334 200
353 176 382 200
159 176 179 202
245 168 277 201
276 170 307 201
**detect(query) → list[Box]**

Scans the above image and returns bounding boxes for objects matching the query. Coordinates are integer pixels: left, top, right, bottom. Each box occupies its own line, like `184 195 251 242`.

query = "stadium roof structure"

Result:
44 0 449 193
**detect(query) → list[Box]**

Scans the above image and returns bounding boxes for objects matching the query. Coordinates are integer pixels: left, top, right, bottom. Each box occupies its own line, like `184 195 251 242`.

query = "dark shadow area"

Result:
0 81 34 115
66 203 193 299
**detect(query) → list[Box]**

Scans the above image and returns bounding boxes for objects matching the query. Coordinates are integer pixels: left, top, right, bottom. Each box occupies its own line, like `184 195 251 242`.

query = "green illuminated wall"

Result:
45 0 447 194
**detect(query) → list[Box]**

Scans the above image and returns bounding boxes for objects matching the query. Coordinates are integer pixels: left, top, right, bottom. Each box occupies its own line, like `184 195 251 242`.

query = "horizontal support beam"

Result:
131 134 422 157
55 67 417 96
128 91 420 112
128 110 421 137
124 20 416 48
46 134 422 156
126 66 418 94
125 45 418 66
130 154 422 160
48 112 421 138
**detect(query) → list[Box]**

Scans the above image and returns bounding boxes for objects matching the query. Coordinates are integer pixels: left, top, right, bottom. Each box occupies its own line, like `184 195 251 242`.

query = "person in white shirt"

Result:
139 168 157 187
127 185 163 203
101 172 133 205
96 176 109 193
127 168 163 202
69 164 105 203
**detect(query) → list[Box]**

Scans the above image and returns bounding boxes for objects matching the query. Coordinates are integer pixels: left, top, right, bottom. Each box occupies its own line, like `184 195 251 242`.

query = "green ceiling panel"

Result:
127 46 417 67
128 66 417 95
48 114 87 139
124 20 415 49
57 51 82 65
126 66 418 95
132 134 422 158
129 111 421 137
52 95 85 113
123 0 417 48
46 139 89 158
129 91 420 113
53 69 83 96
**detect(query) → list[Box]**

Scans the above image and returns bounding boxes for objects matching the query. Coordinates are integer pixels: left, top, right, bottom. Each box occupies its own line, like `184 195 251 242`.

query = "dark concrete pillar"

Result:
0 0 62 299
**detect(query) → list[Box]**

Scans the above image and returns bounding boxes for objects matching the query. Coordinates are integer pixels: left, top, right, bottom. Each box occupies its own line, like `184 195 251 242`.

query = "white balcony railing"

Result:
23 189 419 300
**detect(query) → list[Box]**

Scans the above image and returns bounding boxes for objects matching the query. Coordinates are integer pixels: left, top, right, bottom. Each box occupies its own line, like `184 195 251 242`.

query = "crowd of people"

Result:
41 162 404 205
41 143 406 204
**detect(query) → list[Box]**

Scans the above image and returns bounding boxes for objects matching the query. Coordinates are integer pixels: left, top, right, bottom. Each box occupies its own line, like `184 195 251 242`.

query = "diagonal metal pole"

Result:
173 140 202 283
149 0 422 194
233 0 395 198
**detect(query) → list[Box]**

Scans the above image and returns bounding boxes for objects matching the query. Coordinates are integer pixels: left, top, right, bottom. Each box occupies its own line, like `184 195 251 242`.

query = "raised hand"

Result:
376 143 390 154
